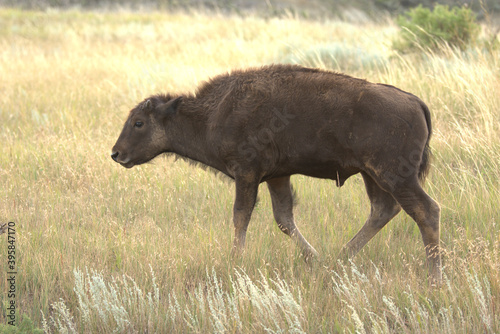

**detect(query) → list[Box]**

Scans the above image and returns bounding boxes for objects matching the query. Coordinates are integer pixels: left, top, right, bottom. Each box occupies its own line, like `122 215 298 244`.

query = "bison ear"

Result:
144 99 152 109
157 96 183 116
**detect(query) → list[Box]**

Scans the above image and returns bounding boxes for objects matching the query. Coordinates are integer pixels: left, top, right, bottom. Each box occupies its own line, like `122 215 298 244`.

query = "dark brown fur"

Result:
112 64 441 284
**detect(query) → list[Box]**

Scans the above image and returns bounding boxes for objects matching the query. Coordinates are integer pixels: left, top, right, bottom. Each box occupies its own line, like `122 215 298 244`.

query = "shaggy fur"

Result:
112 64 442 284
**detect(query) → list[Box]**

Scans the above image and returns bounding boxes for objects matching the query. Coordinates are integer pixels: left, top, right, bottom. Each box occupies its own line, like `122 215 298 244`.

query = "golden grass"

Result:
0 8 499 333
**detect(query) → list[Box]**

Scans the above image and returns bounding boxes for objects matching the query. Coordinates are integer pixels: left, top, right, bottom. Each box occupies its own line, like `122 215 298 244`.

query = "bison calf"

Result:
111 64 441 284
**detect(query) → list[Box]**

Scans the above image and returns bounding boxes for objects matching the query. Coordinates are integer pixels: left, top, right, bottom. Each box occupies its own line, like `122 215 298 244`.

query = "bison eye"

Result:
134 121 144 128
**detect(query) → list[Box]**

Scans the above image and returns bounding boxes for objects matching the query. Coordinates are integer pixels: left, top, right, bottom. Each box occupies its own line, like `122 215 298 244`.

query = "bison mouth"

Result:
110 155 137 168
120 161 136 168
111 154 135 168
111 149 158 168
119 156 156 168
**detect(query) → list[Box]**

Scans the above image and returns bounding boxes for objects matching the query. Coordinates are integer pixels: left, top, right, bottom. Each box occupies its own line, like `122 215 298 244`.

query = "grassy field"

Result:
0 7 499 333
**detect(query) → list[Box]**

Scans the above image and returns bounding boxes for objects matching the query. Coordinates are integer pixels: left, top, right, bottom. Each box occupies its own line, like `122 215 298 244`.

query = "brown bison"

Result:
111 64 441 283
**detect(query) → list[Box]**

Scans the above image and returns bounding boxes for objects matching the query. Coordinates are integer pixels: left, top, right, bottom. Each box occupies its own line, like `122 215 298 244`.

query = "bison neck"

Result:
168 111 227 176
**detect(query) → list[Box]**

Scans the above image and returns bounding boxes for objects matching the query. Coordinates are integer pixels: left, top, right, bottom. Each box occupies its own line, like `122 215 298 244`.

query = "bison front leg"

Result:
231 176 259 255
267 176 318 261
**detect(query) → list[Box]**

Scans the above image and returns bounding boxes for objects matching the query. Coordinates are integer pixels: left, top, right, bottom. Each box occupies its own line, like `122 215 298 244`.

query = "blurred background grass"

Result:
0 4 499 333
1 0 500 17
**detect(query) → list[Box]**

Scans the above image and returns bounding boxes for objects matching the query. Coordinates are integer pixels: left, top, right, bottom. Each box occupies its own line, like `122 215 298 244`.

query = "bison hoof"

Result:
303 248 319 263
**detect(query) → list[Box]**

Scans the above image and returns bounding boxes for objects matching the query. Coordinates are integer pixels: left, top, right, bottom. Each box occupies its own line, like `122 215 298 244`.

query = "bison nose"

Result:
111 151 119 162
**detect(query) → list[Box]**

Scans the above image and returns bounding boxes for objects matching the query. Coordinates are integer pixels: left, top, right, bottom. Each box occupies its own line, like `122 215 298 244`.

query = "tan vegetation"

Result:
0 8 498 333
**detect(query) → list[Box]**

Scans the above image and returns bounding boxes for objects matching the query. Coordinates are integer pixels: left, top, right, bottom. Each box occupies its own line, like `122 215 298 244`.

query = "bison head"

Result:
111 96 183 168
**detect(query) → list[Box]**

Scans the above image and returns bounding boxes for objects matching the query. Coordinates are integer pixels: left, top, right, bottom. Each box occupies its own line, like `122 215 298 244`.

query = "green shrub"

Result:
0 315 44 334
394 4 480 52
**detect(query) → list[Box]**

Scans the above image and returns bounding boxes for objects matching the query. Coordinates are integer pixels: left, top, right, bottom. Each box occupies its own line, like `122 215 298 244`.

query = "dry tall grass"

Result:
0 8 498 333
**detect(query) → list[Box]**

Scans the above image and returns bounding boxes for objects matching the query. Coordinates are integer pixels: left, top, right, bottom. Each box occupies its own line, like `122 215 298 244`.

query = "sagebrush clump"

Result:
394 4 480 52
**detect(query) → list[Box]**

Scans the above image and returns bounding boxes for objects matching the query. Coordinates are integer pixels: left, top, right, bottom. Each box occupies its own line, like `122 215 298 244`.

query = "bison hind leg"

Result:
390 178 442 285
339 172 402 259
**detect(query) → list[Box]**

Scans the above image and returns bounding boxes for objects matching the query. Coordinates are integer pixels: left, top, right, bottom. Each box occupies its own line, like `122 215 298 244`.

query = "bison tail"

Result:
418 101 432 184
